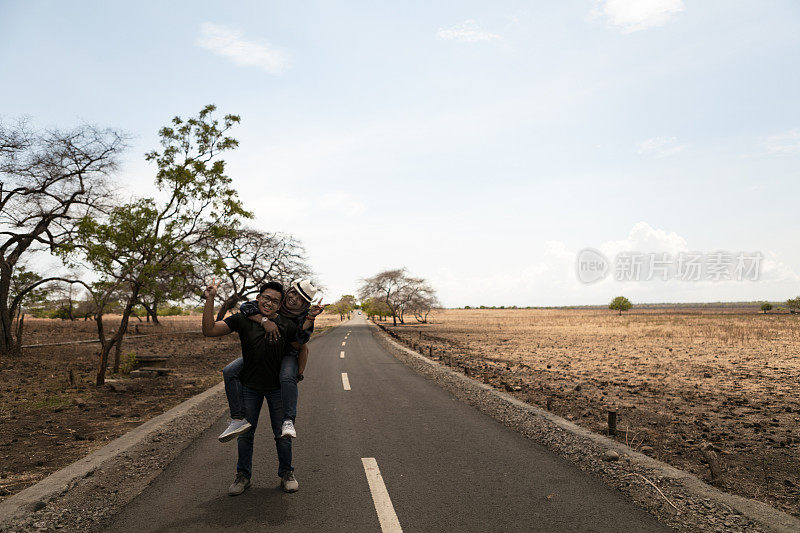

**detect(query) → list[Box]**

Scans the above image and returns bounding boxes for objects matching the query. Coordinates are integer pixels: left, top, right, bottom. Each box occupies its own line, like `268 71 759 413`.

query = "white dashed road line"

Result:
361 458 403 533
341 372 351 390
340 350 345 359
342 341 346 346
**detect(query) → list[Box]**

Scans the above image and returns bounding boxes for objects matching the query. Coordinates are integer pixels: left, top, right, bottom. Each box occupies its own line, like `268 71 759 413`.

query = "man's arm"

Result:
240 300 280 341
247 313 280 341
202 280 232 337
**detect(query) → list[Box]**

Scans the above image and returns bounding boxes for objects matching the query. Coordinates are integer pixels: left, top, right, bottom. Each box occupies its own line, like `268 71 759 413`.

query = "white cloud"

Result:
759 251 800 282
596 0 685 33
196 23 288 73
636 136 685 157
601 221 689 257
763 129 800 155
436 20 502 43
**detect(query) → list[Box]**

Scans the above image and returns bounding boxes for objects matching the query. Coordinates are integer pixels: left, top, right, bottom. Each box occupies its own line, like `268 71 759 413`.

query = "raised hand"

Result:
262 318 280 342
308 298 326 318
203 278 221 300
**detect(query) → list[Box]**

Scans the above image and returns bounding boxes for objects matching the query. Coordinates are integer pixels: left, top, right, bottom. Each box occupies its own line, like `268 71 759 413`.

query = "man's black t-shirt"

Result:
224 312 297 393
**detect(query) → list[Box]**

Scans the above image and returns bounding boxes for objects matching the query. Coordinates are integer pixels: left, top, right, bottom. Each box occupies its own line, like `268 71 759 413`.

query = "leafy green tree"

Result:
787 297 800 314
361 297 391 321
71 105 251 384
329 295 356 320
760 302 773 314
609 296 633 316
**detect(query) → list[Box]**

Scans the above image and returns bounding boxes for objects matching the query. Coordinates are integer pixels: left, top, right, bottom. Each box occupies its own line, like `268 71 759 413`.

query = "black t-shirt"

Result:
224 312 297 393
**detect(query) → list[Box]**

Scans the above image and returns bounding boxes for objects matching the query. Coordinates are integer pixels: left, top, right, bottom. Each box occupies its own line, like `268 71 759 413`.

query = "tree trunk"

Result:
13 313 24 352
96 289 139 386
113 338 123 373
95 314 110 386
216 296 239 321
0 264 15 356
141 301 160 325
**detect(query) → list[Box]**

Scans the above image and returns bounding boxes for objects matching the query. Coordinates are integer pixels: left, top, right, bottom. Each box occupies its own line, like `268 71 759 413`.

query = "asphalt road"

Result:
105 315 669 532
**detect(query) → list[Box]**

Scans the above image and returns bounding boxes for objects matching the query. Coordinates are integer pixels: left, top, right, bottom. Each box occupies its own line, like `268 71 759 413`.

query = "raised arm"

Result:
202 279 232 337
302 299 326 330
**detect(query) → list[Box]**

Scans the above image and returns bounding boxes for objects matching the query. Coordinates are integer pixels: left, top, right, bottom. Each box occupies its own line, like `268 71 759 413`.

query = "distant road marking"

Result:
341 373 351 390
361 458 402 532
342 341 346 346
340 350 345 359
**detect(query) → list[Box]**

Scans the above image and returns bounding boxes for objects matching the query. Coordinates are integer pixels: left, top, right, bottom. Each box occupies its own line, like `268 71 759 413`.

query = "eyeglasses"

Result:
257 294 282 306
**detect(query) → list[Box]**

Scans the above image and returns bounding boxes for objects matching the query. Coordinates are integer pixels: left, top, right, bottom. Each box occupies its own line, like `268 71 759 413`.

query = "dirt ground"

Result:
381 308 800 518
0 313 341 502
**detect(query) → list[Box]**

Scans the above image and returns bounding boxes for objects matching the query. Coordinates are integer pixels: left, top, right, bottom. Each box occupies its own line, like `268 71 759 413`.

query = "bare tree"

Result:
191 228 311 320
405 282 440 323
358 269 437 326
0 119 124 355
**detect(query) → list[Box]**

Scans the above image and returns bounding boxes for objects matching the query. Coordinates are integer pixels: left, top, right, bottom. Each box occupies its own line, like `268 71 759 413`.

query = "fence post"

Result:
607 409 618 436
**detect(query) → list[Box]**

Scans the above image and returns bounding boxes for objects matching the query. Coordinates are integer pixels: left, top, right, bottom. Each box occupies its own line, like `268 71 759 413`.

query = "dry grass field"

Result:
0 311 340 502
383 308 800 517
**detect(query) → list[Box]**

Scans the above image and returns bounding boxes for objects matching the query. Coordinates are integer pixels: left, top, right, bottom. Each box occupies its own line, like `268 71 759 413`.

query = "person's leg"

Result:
219 357 251 442
236 386 263 480
222 357 245 419
265 388 293 479
278 354 299 423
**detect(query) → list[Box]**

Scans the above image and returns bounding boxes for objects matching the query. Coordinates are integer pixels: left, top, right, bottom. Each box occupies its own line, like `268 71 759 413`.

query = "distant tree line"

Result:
0 106 311 384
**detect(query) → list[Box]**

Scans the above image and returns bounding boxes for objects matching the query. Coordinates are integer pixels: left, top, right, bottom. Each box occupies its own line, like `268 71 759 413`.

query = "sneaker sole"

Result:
280 431 297 439
219 423 252 443
282 483 298 493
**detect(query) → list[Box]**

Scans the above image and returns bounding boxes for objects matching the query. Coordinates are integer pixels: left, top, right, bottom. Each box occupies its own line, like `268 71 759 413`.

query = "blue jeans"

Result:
237 385 293 479
223 355 299 422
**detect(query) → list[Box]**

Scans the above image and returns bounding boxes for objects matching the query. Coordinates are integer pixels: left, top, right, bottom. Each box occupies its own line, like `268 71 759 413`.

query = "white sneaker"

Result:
280 419 297 439
228 473 251 496
218 419 252 442
281 470 299 492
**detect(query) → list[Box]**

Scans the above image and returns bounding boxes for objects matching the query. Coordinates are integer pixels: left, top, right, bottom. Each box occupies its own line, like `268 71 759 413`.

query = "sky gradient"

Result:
2 0 799 306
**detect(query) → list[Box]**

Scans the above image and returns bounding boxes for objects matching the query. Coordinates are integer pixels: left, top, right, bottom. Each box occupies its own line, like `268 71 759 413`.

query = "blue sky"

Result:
2 0 799 306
